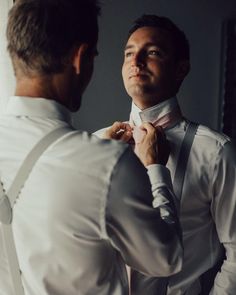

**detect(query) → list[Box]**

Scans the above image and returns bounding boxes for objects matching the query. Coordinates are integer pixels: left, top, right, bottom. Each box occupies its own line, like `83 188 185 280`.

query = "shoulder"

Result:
188 121 235 164
195 123 230 147
61 128 129 159
175 119 231 152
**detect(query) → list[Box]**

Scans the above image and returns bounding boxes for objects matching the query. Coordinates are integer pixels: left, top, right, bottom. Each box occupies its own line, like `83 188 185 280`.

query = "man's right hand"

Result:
103 121 133 143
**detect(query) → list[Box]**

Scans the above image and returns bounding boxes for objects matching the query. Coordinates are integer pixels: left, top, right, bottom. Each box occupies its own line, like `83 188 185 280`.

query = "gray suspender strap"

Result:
1 226 25 294
173 122 199 201
162 122 199 295
0 126 71 295
7 126 71 207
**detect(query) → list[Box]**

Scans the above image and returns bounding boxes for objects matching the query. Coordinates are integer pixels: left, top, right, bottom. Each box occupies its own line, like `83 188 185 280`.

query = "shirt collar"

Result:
129 96 180 127
4 96 72 124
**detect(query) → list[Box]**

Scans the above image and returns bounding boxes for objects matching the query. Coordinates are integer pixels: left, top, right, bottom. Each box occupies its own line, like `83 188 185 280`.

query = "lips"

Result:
128 67 150 78
129 73 148 79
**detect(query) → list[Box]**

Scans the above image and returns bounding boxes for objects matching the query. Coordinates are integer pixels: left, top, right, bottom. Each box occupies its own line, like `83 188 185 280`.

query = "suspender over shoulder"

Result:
162 122 199 294
173 122 199 201
0 126 72 295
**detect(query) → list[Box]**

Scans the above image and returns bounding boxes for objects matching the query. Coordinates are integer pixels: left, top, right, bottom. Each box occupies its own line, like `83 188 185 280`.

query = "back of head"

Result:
7 0 100 76
128 14 190 62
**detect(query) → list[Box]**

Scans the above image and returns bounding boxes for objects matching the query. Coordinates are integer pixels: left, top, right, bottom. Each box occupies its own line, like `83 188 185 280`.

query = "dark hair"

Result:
128 14 190 61
7 0 100 75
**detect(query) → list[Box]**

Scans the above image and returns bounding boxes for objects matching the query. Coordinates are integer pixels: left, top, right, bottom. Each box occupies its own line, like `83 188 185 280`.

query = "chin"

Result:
127 84 146 97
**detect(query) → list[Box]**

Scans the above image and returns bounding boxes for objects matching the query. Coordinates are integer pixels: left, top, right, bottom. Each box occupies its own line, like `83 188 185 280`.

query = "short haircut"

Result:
7 0 101 76
128 14 190 61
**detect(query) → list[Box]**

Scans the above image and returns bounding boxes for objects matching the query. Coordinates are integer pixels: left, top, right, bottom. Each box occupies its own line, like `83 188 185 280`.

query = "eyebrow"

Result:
124 45 135 51
124 42 166 51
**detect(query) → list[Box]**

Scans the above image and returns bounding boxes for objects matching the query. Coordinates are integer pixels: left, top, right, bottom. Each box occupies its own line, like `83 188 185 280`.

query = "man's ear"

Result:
72 43 89 74
175 60 190 82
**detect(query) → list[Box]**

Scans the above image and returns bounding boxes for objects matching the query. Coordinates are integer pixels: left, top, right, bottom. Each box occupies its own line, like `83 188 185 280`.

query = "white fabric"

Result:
0 127 71 295
95 96 236 294
129 96 178 128
0 96 182 295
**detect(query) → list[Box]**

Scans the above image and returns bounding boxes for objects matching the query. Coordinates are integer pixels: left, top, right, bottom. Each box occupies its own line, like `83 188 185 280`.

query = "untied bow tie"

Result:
130 107 182 143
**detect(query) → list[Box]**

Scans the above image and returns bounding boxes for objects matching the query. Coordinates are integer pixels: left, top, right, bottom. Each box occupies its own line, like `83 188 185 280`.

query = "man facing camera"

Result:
95 15 236 294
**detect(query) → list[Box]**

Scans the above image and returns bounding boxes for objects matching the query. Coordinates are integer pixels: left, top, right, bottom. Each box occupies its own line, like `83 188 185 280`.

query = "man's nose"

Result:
130 52 145 68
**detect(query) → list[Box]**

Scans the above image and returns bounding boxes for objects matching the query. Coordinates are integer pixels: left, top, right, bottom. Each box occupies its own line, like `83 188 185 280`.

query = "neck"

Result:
130 96 181 129
15 72 71 109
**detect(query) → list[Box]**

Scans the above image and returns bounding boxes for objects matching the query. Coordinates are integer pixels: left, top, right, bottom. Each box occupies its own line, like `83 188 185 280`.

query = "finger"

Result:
139 123 156 142
114 122 132 140
133 127 146 143
120 130 133 143
104 121 133 140
104 121 123 139
140 122 156 134
112 121 125 132
125 123 133 132
112 121 132 134
104 128 119 139
106 121 126 138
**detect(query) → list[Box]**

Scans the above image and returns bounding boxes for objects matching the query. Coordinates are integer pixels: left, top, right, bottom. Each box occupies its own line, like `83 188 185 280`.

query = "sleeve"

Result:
147 165 181 234
210 141 236 294
93 127 109 138
105 147 183 277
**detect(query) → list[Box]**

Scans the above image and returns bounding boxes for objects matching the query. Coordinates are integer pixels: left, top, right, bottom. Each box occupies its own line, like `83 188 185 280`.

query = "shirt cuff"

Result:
147 164 173 189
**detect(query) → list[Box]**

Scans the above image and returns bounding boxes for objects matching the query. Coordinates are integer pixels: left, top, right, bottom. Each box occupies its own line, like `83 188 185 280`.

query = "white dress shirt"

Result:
0 96 182 295
95 96 236 295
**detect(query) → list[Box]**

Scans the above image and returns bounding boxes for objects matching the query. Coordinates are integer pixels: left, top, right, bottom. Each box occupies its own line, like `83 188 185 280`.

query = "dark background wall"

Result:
1 0 236 132
72 0 236 133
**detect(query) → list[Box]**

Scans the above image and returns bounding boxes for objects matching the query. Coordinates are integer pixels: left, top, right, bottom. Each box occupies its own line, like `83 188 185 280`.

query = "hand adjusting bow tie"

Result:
131 107 182 144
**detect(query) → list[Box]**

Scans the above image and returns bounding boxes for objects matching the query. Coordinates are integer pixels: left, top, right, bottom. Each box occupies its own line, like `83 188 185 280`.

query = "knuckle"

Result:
113 121 121 127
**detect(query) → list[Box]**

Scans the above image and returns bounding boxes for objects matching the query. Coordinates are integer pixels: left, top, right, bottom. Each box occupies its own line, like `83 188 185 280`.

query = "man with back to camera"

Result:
0 2 183 295
95 14 236 294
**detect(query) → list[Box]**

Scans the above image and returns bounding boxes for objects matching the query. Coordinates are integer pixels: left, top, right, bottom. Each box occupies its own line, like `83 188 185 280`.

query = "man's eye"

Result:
148 50 160 56
125 52 133 58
